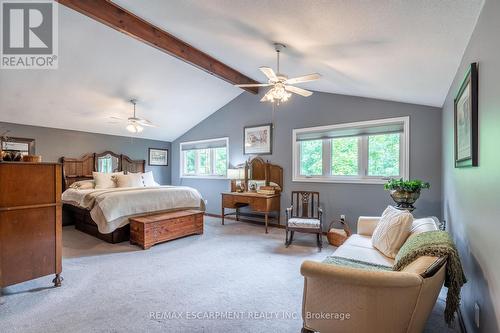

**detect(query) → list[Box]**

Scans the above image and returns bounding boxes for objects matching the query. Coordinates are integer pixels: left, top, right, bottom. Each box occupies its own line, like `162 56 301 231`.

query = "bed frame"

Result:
61 151 145 243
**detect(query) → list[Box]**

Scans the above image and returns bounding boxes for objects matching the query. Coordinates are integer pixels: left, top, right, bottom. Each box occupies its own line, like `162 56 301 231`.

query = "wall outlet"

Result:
474 302 480 328
340 214 346 221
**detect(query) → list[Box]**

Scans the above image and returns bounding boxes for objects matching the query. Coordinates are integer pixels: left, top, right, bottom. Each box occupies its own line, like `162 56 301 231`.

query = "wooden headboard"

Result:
245 156 283 190
61 151 145 189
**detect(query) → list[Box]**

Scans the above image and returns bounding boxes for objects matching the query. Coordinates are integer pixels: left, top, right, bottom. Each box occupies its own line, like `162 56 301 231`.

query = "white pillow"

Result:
93 171 123 189
115 173 144 188
371 206 413 258
141 171 159 187
69 180 95 190
410 217 438 235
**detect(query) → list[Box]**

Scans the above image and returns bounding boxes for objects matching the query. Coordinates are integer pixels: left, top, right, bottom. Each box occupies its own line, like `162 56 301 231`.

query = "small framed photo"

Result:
454 62 478 167
244 124 273 155
149 148 168 166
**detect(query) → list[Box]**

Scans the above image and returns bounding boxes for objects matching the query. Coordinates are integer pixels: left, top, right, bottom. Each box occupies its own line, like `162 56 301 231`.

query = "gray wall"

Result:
172 90 442 231
441 0 500 331
0 122 171 185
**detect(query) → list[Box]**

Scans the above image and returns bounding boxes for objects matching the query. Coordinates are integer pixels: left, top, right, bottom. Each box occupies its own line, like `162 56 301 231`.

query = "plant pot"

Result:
389 189 421 210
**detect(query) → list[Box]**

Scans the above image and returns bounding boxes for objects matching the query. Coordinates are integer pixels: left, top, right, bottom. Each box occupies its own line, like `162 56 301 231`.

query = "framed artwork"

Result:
1 137 35 156
454 62 478 167
244 123 273 155
148 148 168 166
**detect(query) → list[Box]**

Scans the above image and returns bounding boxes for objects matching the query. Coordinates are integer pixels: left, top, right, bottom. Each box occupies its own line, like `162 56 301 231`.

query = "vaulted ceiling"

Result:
0 0 484 141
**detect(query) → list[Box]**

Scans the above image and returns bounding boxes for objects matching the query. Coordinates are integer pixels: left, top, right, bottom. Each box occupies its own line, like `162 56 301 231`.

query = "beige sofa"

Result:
300 216 447 333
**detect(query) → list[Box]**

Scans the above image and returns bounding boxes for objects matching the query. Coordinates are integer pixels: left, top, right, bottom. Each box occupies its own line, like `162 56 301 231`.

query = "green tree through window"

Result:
368 134 400 176
214 147 227 176
184 151 195 174
331 137 358 175
300 140 322 176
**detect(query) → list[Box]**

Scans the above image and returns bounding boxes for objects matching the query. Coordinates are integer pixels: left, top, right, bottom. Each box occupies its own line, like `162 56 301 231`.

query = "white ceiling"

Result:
0 4 242 141
112 0 483 107
0 1 484 141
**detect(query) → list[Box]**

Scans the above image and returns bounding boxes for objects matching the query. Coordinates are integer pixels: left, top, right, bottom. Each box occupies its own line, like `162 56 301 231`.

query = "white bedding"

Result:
62 186 204 234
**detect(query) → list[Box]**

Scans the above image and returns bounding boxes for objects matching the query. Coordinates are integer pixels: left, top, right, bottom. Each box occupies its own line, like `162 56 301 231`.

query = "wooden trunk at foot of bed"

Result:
63 204 130 243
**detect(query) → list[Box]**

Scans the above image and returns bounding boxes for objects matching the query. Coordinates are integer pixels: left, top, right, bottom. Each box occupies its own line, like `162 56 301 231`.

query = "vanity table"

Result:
221 157 283 233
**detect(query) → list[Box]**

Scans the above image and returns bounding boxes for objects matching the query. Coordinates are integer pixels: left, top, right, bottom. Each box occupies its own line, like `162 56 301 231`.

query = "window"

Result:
180 138 228 178
293 117 409 184
300 140 322 176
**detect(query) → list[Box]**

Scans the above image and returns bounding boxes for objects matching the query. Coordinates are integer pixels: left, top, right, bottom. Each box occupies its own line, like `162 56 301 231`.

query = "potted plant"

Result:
384 178 430 210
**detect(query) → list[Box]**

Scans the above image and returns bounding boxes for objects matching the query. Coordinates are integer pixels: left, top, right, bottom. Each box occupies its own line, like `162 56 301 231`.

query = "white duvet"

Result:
62 186 204 234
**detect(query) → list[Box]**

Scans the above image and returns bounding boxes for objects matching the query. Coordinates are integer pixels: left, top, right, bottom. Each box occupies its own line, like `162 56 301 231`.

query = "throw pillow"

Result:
141 171 159 187
69 180 95 190
115 173 144 188
372 206 413 258
93 171 123 189
410 217 438 235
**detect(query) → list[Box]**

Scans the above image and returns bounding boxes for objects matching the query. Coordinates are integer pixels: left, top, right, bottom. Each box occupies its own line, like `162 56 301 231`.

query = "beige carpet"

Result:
0 217 460 332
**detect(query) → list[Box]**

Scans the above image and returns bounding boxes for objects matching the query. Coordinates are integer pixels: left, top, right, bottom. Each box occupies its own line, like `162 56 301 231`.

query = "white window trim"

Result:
179 137 229 179
292 116 410 184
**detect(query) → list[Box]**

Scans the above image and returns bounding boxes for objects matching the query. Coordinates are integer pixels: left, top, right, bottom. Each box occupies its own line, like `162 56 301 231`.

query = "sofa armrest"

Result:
357 216 380 236
301 260 425 333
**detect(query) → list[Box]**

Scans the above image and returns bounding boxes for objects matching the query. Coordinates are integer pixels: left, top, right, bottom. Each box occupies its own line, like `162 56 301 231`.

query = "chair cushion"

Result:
288 218 320 229
371 206 413 259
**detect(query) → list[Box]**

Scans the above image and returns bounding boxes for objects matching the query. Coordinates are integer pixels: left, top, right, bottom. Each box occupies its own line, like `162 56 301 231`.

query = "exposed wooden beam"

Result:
57 0 259 94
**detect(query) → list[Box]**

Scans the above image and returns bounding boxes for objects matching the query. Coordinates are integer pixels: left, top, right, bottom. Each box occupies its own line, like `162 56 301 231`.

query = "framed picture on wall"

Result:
244 124 273 155
1 137 35 156
454 62 478 167
149 148 168 166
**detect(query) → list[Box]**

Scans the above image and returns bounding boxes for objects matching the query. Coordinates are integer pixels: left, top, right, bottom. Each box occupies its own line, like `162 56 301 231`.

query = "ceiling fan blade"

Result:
259 67 278 81
285 73 321 85
260 89 274 102
136 119 157 127
235 83 271 87
285 85 313 97
110 116 125 120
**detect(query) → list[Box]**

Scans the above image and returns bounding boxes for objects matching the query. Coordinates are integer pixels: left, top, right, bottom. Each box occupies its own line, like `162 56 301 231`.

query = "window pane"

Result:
184 150 196 174
197 149 210 174
214 147 227 176
368 133 400 176
331 137 359 176
300 140 323 176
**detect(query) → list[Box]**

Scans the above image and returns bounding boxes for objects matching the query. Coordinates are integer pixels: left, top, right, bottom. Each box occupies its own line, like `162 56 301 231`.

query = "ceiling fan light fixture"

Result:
236 42 319 105
126 122 144 133
263 82 292 104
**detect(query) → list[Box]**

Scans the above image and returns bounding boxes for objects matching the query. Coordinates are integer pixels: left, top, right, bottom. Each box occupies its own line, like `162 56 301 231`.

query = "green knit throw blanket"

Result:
322 256 392 271
394 230 467 324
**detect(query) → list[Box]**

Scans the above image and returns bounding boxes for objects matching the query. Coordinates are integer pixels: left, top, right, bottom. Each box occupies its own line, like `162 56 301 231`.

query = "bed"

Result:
61 151 204 243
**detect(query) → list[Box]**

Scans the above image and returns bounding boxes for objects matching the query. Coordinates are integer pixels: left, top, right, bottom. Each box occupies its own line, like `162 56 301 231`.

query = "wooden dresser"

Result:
0 162 63 288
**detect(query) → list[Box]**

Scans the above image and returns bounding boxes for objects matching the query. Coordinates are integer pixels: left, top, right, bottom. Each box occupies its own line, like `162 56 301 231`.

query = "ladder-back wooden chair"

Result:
285 191 323 250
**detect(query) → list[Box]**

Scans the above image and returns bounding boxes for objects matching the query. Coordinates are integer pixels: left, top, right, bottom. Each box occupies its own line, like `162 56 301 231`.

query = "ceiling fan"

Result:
236 43 321 104
110 99 157 133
